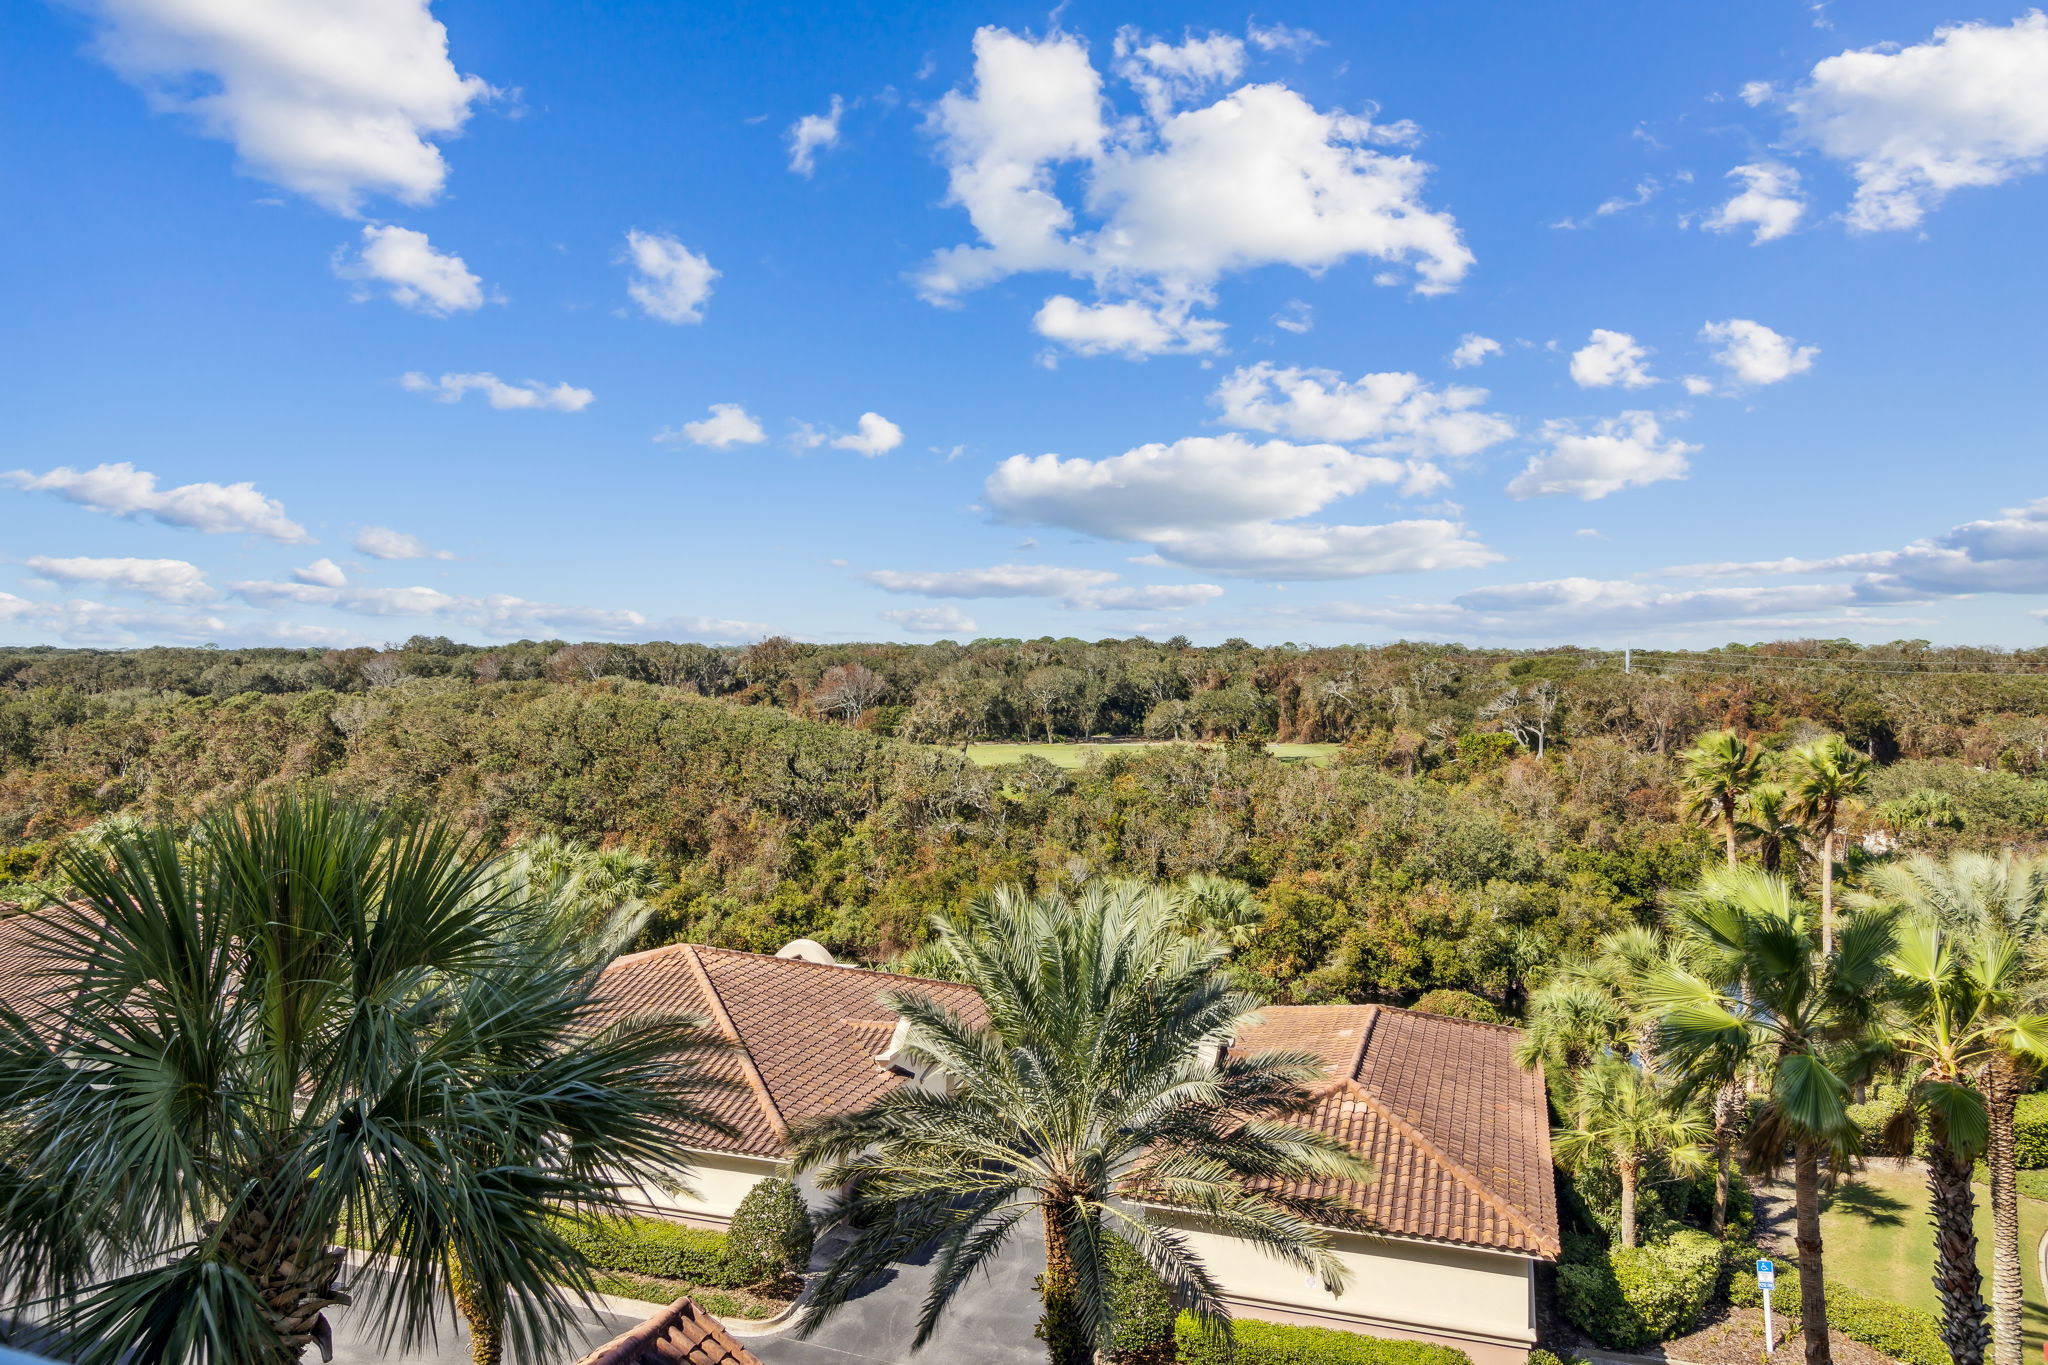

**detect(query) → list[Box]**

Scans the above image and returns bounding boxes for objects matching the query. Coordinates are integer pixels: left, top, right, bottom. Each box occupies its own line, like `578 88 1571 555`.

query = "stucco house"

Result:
595 940 1560 1365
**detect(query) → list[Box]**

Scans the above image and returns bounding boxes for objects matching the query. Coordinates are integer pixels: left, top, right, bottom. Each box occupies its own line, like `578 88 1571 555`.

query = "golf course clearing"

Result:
961 741 1340 770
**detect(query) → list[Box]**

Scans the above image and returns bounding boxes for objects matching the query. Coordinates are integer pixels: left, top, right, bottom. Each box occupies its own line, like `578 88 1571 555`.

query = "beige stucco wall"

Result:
622 1149 834 1229
1150 1211 1537 1365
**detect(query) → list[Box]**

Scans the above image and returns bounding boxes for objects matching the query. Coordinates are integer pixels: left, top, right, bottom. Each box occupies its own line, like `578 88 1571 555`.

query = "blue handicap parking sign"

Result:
1757 1259 1776 1286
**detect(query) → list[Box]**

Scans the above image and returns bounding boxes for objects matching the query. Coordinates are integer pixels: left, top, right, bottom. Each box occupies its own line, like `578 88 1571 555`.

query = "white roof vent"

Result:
774 938 837 965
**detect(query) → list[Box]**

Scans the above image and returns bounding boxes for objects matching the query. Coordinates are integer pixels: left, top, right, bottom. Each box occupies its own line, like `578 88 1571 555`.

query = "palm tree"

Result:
0 793 730 1365
1784 735 1873 952
1681 729 1767 867
1644 866 1896 1365
787 882 1370 1365
1174 873 1264 950
1739 782 1804 875
1862 854 2048 1365
1550 1057 1711 1247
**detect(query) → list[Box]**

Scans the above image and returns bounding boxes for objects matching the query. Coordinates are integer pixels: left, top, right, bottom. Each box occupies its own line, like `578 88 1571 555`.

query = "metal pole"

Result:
1763 1284 1774 1356
1624 647 1632 675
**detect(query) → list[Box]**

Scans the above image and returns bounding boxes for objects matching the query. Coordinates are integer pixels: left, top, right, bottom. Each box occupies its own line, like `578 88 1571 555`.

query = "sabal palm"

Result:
0 793 728 1365
1784 735 1873 952
1864 854 2048 1365
1550 1057 1710 1247
1644 866 1896 1365
787 882 1369 1365
1739 783 1805 876
1681 729 1766 867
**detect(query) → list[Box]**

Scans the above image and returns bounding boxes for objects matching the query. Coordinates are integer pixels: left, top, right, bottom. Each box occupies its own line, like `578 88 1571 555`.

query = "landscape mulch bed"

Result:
1560 1300 1908 1365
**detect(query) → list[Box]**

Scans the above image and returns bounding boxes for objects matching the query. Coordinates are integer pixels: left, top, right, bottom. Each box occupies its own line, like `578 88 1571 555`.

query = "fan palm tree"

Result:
0 793 730 1365
1550 1057 1711 1247
1784 735 1873 952
1681 729 1767 867
1738 783 1804 876
787 882 1370 1365
1174 873 1264 950
1644 866 1896 1365
1862 854 2048 1365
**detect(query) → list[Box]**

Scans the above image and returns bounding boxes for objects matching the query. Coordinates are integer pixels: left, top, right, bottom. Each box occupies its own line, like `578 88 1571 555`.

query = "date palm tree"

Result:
787 882 1370 1365
1644 866 1896 1365
1550 1057 1711 1247
1784 735 1873 952
1863 853 2048 1365
0 793 729 1365
1681 729 1767 867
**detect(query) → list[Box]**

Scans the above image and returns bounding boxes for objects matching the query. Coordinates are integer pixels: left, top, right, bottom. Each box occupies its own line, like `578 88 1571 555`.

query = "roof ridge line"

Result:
1343 1005 1378 1082
678 946 789 1142
1340 1077 1554 1256
687 943 974 992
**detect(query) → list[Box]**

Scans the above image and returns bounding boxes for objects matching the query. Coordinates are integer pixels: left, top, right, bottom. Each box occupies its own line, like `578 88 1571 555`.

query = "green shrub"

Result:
1527 1351 1583 1365
2017 1093 2048 1169
725 1178 814 1283
1103 1239 1175 1363
1724 1247 1947 1365
1557 1230 1722 1348
1174 1315 1472 1365
554 1213 744 1288
1410 990 1506 1024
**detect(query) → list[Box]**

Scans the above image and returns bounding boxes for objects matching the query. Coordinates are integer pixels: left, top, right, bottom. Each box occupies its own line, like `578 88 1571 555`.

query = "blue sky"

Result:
5 0 2046 649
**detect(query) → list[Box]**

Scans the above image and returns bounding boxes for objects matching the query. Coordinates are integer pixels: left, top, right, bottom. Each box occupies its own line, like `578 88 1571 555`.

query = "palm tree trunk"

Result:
1819 829 1837 954
1724 806 1739 867
1926 1133 1992 1365
451 1253 502 1365
1711 1080 1744 1236
1793 1140 1835 1365
1037 1202 1090 1365
220 1196 350 1362
1985 1055 2028 1365
1619 1158 1639 1248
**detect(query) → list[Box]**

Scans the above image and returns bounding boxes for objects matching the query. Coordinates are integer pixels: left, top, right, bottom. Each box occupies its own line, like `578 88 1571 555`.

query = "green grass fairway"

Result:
1812 1165 2048 1353
961 741 1340 770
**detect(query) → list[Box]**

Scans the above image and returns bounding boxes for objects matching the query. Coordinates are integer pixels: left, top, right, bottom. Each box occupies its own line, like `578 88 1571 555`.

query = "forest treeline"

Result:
5 634 2048 1011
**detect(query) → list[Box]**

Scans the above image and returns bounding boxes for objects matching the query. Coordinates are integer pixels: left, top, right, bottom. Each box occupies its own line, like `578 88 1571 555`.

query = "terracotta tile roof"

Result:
593 944 981 1157
1234 1004 1560 1259
569 1296 762 1365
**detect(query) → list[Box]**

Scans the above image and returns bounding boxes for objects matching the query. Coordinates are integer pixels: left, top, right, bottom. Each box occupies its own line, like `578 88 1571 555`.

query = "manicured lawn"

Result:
1811 1164 2048 1354
962 741 1340 769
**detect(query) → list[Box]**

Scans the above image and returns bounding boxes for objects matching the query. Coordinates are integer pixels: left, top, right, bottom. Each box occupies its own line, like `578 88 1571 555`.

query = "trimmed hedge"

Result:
725 1178 813 1283
1104 1239 1175 1363
553 1213 750 1289
1556 1230 1722 1349
1174 1315 1473 1365
1726 1249 1949 1365
2018 1093 2048 1170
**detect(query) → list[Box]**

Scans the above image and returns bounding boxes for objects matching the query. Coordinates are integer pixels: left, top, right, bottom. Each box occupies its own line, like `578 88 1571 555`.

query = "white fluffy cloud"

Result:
1569 329 1658 389
1065 583 1225 610
23 555 213 603
0 593 229 646
986 432 1495 579
231 578 768 639
352 525 452 560
1701 318 1819 387
658 403 767 449
864 564 1119 598
1702 162 1806 243
1032 296 1224 357
80 0 491 214
1448 334 1501 369
400 371 594 411
1212 362 1513 460
293 557 349 587
830 412 904 456
1506 412 1697 501
1672 496 2048 598
335 224 486 314
788 95 844 175
621 230 717 324
1787 13 2048 231
880 605 977 635
918 26 1470 356
4 461 310 542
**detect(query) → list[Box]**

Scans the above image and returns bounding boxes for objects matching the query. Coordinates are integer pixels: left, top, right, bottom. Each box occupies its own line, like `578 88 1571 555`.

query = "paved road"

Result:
739 1231 1044 1365
323 1272 641 1365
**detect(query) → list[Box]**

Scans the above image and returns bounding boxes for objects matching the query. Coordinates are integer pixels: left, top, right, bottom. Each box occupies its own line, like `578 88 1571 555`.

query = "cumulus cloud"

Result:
918 26 1470 357
985 432 1496 579
231 578 765 640
334 224 486 314
657 403 768 449
78 0 492 214
352 525 453 560
293 557 349 587
1211 362 1513 460
1701 318 1819 387
1448 334 1501 369
831 412 904 456
23 555 213 603
1064 582 1225 610
1786 13 2048 231
864 564 1119 598
880 605 977 635
1033 295 1225 357
0 593 229 646
788 95 844 175
4 461 309 542
1703 162 1806 243
400 371 594 411
1506 412 1697 501
620 230 717 324
1569 329 1658 389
